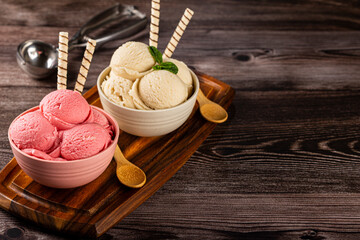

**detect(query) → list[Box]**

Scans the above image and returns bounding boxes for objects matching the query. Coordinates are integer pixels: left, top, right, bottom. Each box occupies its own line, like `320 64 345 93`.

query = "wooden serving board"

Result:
0 71 234 238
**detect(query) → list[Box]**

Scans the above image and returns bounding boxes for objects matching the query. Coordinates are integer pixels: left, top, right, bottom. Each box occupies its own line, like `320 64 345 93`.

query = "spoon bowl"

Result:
16 40 57 79
16 4 147 79
114 145 146 188
197 89 228 123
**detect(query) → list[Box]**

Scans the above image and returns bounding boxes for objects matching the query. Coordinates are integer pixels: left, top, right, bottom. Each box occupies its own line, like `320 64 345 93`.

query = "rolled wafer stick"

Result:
57 32 68 90
74 39 97 94
163 8 194 59
149 0 160 47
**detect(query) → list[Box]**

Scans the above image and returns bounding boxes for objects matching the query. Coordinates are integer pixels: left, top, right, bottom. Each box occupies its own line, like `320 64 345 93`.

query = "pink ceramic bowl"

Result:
8 106 119 189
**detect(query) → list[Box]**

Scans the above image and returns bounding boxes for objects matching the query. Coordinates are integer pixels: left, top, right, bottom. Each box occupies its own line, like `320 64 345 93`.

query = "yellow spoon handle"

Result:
197 89 210 106
114 145 130 166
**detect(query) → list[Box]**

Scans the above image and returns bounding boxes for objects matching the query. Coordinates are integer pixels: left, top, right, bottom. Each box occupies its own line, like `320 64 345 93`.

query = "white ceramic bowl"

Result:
97 66 199 137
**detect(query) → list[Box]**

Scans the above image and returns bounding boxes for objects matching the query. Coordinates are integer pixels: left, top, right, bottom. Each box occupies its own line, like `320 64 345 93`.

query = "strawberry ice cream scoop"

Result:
40 89 92 130
90 108 113 135
61 123 111 160
9 111 58 152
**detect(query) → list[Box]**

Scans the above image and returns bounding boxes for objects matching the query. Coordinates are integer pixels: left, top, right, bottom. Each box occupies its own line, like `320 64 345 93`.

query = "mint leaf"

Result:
152 62 179 74
149 46 163 64
148 46 179 74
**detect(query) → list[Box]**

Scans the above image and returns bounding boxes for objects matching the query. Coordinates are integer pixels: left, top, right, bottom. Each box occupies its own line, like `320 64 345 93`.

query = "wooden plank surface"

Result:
1 0 360 239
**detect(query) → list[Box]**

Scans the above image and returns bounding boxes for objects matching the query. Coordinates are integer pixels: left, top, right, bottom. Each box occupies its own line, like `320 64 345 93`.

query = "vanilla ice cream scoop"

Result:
101 70 136 109
110 41 155 80
135 70 188 110
164 58 192 85
164 58 193 96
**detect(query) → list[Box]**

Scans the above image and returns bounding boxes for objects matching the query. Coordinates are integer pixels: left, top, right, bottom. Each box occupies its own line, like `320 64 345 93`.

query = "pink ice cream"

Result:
61 123 111 160
9 90 114 161
40 89 92 130
9 111 58 152
91 108 112 134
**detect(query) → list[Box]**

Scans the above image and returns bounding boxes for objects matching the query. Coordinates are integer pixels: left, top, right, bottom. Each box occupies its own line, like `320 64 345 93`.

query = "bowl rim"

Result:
8 105 119 164
97 66 200 113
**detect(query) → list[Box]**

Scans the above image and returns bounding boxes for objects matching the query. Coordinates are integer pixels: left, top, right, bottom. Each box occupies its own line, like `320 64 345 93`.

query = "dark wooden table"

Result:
1 0 360 239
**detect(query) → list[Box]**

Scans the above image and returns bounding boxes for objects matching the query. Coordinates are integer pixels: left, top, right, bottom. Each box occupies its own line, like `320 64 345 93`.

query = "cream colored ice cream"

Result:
110 41 155 81
101 71 136 109
128 78 152 110
102 41 193 110
131 70 188 110
164 58 193 95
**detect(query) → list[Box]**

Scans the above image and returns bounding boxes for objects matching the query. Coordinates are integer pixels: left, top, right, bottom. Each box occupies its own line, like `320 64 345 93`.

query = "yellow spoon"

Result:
114 145 146 188
197 89 228 123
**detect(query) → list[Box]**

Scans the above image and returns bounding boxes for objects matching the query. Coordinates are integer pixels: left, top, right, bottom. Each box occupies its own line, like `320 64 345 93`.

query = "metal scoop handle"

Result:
68 4 147 50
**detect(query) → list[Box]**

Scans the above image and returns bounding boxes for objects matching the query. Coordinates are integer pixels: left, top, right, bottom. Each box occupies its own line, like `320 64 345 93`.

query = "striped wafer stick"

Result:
74 39 96 94
57 32 68 90
149 0 160 47
163 8 194 59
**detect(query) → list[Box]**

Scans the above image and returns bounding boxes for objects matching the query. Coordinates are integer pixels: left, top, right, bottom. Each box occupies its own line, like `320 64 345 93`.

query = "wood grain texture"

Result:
1 0 360 239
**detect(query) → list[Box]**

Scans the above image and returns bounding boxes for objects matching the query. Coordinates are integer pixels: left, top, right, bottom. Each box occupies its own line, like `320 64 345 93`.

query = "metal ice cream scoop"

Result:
16 4 147 79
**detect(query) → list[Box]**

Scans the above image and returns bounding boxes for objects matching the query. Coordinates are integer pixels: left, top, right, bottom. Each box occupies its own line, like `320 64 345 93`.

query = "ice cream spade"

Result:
16 4 147 79
197 89 228 123
114 145 146 188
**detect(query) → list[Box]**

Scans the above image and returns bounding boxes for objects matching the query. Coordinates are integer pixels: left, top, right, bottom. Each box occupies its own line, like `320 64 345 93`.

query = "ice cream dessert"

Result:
95 5 196 137
101 3 195 111
110 41 155 81
9 111 60 160
40 89 92 130
101 41 193 110
9 89 114 161
60 123 111 160
132 70 188 110
164 58 193 95
101 70 136 108
9 32 112 161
